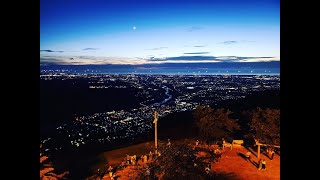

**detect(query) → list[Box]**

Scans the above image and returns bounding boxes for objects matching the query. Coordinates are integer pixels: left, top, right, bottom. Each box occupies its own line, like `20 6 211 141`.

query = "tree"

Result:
40 144 69 180
248 108 280 145
193 106 240 143
136 142 218 180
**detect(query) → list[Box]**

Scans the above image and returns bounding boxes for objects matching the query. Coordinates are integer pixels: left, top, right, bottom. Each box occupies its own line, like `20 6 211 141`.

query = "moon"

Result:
133 26 136 30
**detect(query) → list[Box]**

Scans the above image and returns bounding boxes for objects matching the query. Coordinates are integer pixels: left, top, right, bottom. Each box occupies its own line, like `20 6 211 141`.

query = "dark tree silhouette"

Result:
193 106 240 143
136 142 218 180
247 108 280 145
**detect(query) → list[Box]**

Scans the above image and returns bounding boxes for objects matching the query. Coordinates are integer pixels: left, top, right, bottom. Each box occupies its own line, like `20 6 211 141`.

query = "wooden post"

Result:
153 112 158 154
254 138 261 159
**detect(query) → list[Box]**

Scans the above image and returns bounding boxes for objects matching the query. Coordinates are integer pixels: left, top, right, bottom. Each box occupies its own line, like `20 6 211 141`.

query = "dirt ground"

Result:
212 146 280 180
97 142 280 180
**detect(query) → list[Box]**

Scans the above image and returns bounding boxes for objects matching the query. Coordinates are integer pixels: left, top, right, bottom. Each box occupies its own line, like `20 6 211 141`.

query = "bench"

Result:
232 140 244 147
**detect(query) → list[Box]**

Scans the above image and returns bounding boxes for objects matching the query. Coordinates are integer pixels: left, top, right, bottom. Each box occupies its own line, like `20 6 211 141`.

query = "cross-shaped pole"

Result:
153 111 158 154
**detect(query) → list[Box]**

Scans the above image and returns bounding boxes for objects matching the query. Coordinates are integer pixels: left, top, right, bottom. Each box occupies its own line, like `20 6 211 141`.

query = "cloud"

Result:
183 52 210 55
187 26 203 32
40 55 280 65
146 56 279 63
235 56 280 62
184 45 207 48
40 50 64 53
148 56 216 61
136 67 161 70
146 47 168 50
215 56 278 62
78 56 99 60
219 41 238 45
40 55 147 65
82 48 98 50
219 40 255 45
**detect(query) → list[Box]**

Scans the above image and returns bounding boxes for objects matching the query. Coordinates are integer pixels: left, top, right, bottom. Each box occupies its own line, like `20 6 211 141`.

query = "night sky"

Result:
40 0 279 65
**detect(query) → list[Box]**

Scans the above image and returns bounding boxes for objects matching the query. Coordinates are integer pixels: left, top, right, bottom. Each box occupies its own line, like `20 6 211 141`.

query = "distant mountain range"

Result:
41 61 279 68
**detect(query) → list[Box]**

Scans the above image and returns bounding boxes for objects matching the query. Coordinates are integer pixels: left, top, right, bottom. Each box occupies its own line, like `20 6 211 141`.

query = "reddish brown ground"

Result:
92 141 280 180
212 146 280 180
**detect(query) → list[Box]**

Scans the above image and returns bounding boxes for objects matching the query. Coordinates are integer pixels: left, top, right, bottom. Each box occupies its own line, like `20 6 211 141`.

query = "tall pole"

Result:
255 138 261 159
153 111 158 154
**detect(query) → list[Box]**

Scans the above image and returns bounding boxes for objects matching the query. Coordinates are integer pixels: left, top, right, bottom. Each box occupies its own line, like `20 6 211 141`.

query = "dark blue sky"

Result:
40 0 280 65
